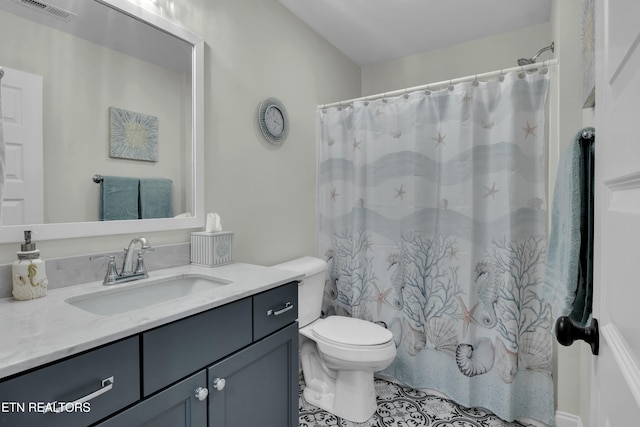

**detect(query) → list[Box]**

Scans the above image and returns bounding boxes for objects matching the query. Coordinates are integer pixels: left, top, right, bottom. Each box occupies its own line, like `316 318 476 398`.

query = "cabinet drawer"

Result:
253 281 298 341
142 298 252 396
0 337 139 427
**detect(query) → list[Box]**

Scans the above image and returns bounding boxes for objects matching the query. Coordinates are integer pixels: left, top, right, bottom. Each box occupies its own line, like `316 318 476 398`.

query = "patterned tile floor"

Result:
299 375 533 427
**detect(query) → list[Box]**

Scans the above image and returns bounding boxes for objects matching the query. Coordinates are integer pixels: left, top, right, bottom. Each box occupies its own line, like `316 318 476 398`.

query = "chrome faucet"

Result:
121 236 151 276
90 237 152 285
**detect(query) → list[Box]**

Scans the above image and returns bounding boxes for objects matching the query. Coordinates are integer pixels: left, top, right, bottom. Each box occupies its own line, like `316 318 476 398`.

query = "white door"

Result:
592 0 640 425
1 66 43 225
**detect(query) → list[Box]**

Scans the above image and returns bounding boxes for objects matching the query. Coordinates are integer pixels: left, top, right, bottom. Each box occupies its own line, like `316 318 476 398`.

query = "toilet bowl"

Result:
273 257 397 423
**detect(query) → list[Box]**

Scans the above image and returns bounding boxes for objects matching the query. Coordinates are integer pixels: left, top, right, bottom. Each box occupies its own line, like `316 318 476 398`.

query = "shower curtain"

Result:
317 69 553 425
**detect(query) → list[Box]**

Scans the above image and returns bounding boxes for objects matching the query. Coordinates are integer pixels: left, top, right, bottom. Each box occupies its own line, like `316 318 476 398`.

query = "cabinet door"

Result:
207 323 298 427
96 371 208 427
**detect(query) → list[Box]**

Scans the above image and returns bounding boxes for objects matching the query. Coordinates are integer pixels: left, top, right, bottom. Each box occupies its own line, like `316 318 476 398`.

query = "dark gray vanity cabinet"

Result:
0 281 299 427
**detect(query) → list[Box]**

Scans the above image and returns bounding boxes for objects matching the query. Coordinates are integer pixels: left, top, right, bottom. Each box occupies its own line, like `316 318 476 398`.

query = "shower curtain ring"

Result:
472 75 479 87
498 69 505 82
518 66 526 78
448 80 454 91
539 61 549 74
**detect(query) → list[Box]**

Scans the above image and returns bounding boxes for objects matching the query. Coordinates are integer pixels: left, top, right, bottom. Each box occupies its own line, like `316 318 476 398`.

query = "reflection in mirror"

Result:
0 0 204 243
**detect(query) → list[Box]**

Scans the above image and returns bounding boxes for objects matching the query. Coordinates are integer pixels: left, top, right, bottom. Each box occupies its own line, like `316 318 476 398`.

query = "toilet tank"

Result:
272 257 328 327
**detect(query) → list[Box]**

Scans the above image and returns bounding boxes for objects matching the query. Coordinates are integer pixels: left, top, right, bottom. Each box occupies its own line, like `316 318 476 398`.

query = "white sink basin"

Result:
66 275 232 315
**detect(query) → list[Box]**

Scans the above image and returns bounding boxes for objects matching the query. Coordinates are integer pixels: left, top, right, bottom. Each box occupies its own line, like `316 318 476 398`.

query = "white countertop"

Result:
0 263 302 380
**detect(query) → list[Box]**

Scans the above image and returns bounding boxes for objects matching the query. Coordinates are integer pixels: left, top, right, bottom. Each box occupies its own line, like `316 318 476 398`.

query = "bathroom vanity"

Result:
0 263 301 427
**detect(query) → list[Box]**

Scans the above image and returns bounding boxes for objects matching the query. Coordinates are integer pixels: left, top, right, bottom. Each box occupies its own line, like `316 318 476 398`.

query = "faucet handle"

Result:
134 251 151 277
90 255 119 285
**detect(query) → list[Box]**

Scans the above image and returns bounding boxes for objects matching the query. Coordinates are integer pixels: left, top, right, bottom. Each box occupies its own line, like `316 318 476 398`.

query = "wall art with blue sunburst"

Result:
109 106 159 161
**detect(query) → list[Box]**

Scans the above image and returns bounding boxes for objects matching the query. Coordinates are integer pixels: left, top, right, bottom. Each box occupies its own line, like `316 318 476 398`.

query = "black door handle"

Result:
555 316 599 355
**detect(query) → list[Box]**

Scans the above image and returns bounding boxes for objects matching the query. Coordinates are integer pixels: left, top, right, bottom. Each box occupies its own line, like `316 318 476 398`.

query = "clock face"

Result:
265 105 284 136
258 98 288 145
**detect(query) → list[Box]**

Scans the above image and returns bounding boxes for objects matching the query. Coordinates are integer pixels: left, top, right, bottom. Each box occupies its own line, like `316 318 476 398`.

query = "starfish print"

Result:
483 182 499 200
362 236 374 251
327 138 335 146
448 245 459 260
391 130 402 138
353 138 362 151
462 91 473 104
523 120 537 139
371 283 392 315
330 188 339 201
456 296 479 337
481 120 494 129
432 132 446 146
395 184 406 200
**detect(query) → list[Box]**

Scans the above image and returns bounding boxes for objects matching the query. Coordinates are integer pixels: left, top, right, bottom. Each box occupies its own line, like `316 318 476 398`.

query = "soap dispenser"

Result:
12 230 48 301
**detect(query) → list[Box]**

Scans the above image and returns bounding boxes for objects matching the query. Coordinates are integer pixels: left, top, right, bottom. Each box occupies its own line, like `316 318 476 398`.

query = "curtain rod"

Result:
318 59 558 109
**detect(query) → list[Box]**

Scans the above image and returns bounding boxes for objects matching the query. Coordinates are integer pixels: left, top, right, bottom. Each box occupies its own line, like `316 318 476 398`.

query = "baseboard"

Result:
555 411 583 427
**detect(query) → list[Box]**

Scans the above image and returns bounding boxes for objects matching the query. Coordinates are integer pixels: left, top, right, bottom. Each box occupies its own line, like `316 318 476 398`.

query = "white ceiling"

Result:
278 0 552 66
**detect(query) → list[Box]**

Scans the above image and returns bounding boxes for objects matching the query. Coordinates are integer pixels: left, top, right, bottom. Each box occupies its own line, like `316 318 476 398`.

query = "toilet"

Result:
273 256 397 423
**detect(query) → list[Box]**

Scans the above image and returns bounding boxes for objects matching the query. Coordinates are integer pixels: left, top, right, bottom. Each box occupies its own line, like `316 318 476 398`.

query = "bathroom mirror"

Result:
0 0 204 243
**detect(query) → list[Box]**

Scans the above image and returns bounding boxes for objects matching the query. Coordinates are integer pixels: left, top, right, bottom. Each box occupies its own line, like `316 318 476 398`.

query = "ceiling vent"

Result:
12 0 76 22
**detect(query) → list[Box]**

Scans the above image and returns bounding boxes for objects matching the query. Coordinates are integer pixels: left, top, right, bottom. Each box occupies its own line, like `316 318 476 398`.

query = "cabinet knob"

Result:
213 377 226 391
194 387 209 401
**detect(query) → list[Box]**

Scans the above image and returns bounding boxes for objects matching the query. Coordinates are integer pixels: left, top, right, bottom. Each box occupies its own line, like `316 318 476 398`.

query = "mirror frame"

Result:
0 0 205 243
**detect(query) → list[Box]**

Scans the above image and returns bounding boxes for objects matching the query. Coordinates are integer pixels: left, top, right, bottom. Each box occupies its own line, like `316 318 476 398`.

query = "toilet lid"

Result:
312 316 393 346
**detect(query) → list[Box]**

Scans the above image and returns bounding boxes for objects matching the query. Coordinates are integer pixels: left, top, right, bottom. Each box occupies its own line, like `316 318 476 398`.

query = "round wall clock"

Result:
258 97 289 145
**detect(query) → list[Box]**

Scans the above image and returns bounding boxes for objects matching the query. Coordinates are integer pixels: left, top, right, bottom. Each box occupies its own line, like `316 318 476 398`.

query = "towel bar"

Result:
93 174 104 183
581 129 595 140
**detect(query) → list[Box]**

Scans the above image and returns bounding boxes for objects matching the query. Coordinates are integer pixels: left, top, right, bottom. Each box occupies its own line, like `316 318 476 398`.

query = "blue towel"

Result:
139 178 173 219
100 176 140 221
544 128 591 323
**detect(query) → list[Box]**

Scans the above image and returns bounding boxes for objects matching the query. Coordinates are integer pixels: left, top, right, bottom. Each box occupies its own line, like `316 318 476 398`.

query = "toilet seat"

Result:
311 316 393 347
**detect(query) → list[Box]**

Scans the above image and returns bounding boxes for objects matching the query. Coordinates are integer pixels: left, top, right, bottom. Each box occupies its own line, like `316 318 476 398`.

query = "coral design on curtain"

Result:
317 70 553 425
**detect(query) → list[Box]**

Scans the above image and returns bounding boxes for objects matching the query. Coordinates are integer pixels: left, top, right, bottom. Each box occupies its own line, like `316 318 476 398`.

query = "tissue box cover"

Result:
191 232 234 267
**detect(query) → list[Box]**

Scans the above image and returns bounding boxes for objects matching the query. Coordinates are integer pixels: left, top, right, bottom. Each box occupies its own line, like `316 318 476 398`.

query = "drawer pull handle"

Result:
46 376 114 414
267 301 293 316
